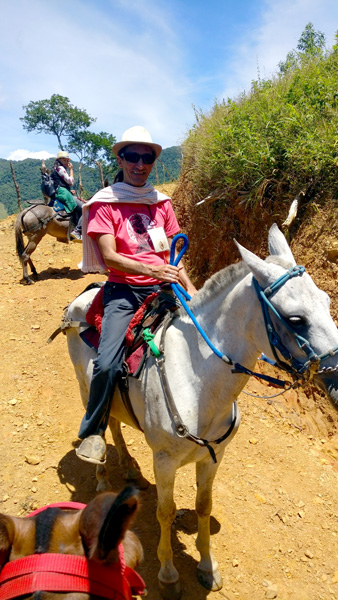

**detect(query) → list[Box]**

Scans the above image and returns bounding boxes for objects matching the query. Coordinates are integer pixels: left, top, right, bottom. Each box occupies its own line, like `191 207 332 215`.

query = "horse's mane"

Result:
189 254 294 310
190 261 250 309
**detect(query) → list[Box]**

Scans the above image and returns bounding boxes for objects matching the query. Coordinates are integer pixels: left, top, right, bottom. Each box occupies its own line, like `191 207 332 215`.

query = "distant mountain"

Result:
0 146 182 217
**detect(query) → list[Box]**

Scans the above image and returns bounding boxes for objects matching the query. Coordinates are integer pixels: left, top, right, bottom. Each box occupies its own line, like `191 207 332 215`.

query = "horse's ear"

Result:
79 487 139 561
234 240 271 286
0 515 15 567
268 223 296 266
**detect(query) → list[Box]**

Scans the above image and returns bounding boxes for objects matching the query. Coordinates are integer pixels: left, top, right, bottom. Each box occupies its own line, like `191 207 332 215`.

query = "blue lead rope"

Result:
168 234 292 388
169 234 233 364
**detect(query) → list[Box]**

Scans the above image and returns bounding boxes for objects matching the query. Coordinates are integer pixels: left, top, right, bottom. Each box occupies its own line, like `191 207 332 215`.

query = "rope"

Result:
169 235 233 364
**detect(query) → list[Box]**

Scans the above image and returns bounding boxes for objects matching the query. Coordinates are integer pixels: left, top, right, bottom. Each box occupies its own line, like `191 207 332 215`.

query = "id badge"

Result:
148 227 170 253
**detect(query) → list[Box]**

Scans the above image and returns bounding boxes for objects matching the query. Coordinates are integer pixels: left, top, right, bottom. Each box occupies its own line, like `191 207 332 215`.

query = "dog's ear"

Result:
79 487 139 562
0 514 15 567
0 513 38 567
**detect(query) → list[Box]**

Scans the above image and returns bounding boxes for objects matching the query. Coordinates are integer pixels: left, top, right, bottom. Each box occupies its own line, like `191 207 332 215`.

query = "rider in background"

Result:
75 125 197 464
51 151 83 241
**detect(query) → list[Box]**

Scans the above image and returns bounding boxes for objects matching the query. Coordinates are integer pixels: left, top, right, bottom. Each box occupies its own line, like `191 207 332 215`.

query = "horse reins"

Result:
146 234 338 462
169 235 338 386
0 503 146 600
155 312 238 463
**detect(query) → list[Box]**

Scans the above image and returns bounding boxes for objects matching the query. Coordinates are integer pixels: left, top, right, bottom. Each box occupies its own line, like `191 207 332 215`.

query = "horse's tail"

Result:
15 211 26 265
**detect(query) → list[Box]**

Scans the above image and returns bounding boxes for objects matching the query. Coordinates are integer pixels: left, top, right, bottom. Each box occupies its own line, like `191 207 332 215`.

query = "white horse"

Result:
64 224 338 600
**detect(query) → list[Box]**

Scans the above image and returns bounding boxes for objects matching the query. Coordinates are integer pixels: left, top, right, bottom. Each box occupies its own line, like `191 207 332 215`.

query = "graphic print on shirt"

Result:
127 213 156 254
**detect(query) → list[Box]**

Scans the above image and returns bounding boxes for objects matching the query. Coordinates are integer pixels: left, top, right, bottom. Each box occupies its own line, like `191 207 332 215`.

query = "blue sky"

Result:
1 0 338 160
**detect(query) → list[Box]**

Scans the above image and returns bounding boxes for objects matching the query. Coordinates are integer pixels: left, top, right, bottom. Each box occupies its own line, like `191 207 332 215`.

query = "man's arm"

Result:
96 233 182 284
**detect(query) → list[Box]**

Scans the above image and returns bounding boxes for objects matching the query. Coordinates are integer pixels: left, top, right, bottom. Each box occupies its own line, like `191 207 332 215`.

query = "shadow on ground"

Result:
57 444 222 600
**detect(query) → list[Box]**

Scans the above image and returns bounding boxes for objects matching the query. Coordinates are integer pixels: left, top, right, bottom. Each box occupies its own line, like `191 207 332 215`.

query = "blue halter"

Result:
169 234 338 386
253 267 338 377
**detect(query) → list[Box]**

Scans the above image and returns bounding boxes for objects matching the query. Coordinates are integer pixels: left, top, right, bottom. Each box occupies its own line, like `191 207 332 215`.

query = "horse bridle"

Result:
252 265 338 382
0 503 146 600
169 235 338 386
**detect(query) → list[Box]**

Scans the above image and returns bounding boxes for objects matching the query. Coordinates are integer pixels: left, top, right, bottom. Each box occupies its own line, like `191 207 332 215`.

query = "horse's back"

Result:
66 285 104 407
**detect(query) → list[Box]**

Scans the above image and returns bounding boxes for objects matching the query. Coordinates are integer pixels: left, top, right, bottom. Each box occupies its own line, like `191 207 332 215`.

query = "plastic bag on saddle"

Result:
81 285 179 376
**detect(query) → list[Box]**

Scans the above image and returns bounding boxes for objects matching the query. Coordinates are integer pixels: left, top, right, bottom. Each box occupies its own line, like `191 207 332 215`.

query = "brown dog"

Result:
0 486 145 599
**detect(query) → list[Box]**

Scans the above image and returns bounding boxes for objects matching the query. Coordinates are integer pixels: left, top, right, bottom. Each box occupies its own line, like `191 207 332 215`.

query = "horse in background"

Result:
0 486 145 600
15 203 73 284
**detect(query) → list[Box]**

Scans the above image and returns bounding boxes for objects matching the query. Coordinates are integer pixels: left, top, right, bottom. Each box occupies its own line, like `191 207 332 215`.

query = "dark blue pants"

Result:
78 281 160 439
72 198 83 231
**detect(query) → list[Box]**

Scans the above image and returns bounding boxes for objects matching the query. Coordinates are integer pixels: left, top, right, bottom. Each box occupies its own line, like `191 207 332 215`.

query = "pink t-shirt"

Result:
87 200 180 285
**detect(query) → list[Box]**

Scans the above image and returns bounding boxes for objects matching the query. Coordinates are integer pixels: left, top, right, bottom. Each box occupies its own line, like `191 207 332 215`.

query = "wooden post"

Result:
10 161 23 211
154 160 159 185
78 163 84 196
157 158 175 182
95 161 105 188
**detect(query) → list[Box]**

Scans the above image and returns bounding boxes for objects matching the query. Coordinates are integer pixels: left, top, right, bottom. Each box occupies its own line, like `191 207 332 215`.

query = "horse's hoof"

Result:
197 567 223 591
158 578 181 600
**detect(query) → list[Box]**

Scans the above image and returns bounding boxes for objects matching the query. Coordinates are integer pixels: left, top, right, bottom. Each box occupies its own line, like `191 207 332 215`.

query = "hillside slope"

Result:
0 146 182 216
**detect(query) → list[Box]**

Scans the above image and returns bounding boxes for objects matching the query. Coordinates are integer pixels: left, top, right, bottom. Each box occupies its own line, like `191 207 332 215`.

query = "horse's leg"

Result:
22 233 43 284
154 454 181 600
28 257 38 280
195 459 223 591
107 416 149 489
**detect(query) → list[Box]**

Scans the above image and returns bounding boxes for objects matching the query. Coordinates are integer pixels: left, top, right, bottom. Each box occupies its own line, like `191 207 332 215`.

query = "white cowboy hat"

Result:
112 126 162 158
56 151 70 159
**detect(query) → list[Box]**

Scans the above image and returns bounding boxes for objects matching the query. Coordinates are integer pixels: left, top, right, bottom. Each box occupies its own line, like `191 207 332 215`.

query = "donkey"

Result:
0 486 145 600
64 225 338 599
15 203 73 285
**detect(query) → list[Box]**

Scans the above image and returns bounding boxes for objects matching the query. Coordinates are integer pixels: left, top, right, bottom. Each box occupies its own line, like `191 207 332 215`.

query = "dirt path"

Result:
0 214 337 600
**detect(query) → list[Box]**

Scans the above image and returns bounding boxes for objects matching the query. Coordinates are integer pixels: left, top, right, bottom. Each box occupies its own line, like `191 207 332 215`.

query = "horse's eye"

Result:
287 316 305 327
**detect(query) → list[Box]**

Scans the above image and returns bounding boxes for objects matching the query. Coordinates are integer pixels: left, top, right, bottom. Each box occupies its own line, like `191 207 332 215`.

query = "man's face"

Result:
117 144 155 187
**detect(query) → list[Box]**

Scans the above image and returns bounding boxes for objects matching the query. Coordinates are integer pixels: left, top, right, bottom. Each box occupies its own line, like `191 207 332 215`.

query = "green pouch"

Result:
55 187 77 213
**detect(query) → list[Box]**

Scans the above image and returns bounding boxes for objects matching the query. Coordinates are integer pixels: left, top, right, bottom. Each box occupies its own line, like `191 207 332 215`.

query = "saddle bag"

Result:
41 172 56 198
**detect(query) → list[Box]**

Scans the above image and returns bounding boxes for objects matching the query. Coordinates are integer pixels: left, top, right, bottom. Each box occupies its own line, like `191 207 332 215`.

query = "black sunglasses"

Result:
120 151 156 165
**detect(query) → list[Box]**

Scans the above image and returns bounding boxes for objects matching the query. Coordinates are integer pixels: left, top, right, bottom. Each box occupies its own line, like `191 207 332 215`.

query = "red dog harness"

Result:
0 503 146 600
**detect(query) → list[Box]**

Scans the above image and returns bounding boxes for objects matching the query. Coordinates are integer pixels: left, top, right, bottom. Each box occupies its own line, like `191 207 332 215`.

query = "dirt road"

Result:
0 214 337 600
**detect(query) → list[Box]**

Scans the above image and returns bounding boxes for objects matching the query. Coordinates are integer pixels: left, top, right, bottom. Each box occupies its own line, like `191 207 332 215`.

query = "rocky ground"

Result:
0 206 337 600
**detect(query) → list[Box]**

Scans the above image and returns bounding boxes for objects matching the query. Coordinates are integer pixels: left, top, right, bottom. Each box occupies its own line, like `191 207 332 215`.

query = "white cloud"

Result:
220 0 338 101
7 149 55 161
0 0 191 150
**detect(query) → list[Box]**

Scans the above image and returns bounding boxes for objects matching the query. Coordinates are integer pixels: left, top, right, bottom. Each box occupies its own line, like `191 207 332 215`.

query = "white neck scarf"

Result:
81 182 171 273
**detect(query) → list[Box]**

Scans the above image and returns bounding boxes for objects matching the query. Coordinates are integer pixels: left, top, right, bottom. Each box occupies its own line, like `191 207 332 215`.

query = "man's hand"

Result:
149 263 181 284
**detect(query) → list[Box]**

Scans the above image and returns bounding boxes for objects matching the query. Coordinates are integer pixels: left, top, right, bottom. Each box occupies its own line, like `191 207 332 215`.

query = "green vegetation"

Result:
180 25 338 208
173 23 338 283
21 95 96 150
20 95 118 180
0 146 182 217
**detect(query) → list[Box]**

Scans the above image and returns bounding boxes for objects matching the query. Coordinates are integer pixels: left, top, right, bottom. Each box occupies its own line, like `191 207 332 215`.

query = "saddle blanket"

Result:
80 286 178 377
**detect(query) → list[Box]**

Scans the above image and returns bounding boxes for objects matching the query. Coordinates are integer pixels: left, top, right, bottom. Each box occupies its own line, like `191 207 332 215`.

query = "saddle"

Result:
82 285 179 378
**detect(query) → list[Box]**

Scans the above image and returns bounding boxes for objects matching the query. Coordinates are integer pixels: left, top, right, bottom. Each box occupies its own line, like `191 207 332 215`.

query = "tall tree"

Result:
297 22 325 56
20 94 96 150
279 22 326 73
66 130 117 191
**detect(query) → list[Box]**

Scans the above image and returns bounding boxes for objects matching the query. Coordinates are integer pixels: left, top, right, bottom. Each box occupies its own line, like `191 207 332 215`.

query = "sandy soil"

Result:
0 211 337 600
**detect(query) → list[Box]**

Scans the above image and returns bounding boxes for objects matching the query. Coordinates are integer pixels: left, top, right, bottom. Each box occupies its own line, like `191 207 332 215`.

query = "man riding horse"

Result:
76 126 197 465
